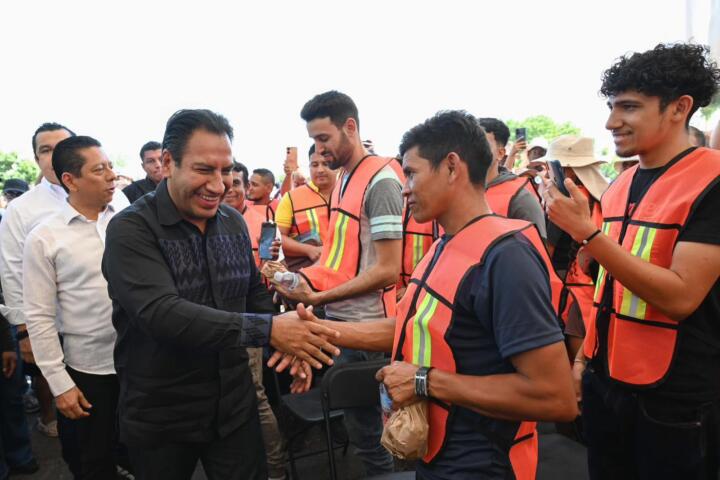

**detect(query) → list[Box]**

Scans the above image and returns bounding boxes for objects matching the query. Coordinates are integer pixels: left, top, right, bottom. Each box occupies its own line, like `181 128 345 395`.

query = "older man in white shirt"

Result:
0 123 76 441
23 135 125 479
0 124 128 451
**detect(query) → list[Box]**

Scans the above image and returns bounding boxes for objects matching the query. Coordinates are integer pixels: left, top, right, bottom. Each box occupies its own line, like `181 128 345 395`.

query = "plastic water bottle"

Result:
274 271 299 290
379 383 393 424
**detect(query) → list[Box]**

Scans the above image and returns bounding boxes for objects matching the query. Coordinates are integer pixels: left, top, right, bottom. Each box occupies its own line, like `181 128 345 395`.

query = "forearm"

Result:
317 317 395 352
132 295 273 349
0 222 27 325
428 365 576 422
504 152 517 170
25 315 73 396
316 262 398 305
281 234 314 258
585 234 697 320
280 174 292 195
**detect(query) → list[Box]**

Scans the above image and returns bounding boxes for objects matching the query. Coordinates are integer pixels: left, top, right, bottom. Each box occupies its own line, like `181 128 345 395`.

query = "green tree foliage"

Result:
700 94 720 122
0 151 40 187
506 115 581 142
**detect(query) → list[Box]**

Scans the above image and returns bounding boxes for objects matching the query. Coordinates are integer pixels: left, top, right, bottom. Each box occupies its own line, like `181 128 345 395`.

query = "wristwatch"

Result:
415 366 434 398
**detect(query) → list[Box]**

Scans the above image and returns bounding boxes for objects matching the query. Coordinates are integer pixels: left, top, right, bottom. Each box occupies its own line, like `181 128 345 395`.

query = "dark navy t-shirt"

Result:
417 233 564 480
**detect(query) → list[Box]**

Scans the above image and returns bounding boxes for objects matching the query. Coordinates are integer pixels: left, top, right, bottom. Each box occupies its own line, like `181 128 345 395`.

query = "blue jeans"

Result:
0 329 34 478
335 348 394 476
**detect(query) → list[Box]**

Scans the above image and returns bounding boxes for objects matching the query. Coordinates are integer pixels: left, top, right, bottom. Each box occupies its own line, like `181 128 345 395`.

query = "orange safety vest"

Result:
287 184 330 245
486 175 541 217
299 155 397 316
250 197 279 222
242 204 266 269
398 207 439 289
585 148 720 387
392 215 561 480
386 158 440 290
562 187 603 328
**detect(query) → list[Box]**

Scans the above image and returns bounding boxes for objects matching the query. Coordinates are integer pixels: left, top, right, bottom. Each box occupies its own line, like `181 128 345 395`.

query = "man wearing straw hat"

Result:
533 135 609 360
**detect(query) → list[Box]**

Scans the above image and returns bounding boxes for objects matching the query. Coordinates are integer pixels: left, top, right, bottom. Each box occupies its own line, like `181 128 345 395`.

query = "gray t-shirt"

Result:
487 171 547 239
325 165 403 321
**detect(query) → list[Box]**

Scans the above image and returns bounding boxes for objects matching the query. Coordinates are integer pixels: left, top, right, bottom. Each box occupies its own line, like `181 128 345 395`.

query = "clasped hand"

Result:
269 303 340 393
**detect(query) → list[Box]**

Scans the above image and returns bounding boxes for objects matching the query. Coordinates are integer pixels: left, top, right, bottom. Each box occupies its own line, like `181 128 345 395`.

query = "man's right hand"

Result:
305 245 323 263
270 303 341 369
17 326 35 364
56 386 92 419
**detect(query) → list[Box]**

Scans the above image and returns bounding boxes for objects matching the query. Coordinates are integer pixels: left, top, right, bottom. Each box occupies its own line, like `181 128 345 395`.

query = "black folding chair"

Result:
278 358 389 480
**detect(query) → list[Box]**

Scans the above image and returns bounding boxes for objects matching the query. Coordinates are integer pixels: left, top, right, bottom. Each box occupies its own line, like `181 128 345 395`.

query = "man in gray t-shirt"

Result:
324 166 403 321
276 91 401 476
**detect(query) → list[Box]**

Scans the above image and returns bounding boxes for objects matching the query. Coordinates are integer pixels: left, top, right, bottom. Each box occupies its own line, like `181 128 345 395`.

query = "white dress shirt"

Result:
0 178 129 326
23 201 119 396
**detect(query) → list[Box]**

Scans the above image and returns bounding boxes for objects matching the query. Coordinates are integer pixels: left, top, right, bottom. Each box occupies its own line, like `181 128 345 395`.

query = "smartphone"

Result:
286 147 298 168
548 160 570 197
259 222 276 260
515 127 527 141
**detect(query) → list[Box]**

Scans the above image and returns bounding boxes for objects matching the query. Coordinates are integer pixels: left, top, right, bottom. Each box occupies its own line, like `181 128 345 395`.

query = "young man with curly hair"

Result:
546 43 720 479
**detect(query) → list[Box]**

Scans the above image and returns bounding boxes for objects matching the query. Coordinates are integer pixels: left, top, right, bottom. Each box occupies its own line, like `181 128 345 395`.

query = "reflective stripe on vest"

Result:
288 184 330 245
391 215 556 478
585 148 720 387
398 206 438 288
299 156 397 315
242 205 266 269
486 176 536 217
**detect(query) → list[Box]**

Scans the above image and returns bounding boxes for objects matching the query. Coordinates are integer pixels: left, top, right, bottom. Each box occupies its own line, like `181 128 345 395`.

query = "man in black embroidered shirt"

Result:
102 109 339 480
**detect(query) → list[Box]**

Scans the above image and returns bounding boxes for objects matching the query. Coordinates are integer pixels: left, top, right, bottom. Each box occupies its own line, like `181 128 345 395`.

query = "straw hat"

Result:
532 135 609 201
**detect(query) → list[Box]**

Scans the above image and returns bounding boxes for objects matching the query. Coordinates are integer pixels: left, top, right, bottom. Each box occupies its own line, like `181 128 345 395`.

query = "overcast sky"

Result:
0 0 709 178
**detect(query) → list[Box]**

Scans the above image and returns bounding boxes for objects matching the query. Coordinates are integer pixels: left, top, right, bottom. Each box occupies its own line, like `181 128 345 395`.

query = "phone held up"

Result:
259 222 276 260
547 160 570 197
515 127 527 142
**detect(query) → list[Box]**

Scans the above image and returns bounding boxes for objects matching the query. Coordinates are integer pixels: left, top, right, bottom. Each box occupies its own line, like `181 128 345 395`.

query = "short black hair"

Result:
252 168 275 186
139 141 162 160
476 117 510 147
162 109 233 166
308 144 316 157
600 43 720 124
32 122 76 158
689 126 707 147
300 90 360 130
399 110 492 186
232 160 249 187
52 136 102 193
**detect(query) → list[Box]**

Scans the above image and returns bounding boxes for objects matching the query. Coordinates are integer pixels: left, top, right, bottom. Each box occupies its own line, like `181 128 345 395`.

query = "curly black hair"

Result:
600 43 720 122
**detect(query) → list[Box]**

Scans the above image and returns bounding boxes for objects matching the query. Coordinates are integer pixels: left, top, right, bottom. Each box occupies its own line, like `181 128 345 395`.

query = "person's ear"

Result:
61 172 77 193
672 95 694 124
162 150 174 177
343 118 358 138
445 152 460 183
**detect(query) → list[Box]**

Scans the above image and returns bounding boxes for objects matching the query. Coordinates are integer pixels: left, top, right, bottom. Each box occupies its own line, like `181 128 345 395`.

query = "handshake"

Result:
267 302 340 394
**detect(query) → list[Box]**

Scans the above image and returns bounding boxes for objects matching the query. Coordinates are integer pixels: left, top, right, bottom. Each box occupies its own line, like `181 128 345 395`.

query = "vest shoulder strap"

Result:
334 156 393 217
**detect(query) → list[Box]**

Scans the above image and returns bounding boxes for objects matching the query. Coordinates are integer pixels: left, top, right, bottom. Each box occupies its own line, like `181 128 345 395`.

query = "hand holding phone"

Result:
515 127 527 142
548 160 570 197
259 222 277 260
285 147 298 170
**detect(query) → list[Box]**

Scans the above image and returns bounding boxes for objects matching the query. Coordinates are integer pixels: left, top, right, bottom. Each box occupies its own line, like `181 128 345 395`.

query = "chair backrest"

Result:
320 358 389 411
